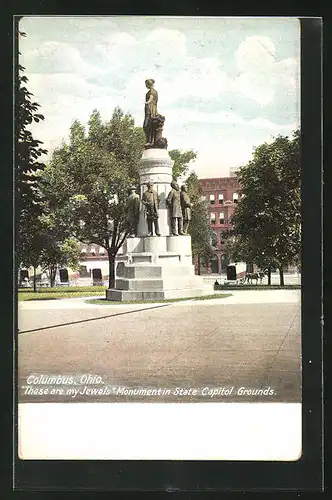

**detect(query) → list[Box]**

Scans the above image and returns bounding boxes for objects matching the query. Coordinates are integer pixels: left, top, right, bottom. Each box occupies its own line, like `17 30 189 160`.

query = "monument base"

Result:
107 235 212 301
106 286 208 302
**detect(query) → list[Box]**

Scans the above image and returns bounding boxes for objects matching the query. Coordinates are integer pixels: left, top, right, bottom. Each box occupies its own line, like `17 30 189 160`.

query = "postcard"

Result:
16 16 304 463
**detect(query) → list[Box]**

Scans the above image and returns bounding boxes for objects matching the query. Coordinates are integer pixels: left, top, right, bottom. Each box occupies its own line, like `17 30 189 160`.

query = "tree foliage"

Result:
41 107 145 288
19 201 82 289
170 149 197 181
231 130 301 285
221 233 251 263
184 172 215 274
16 28 48 269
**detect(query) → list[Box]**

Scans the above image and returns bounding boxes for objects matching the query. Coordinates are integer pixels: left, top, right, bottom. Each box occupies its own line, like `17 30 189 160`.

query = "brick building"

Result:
199 175 241 274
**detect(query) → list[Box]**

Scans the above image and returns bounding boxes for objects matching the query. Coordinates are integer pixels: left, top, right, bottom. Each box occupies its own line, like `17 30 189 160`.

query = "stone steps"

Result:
115 275 203 291
123 265 195 279
106 287 207 301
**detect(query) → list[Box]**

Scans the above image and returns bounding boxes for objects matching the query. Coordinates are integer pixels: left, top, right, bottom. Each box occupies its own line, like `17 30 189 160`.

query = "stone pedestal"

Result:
144 236 167 253
107 234 211 301
167 235 191 254
123 237 144 254
107 148 212 301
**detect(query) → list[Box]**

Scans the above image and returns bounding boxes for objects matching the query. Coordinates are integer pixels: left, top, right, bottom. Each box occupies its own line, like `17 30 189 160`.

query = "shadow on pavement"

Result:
18 303 171 334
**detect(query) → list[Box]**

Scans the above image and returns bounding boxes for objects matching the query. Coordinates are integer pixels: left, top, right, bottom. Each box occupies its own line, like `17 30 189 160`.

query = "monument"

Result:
106 79 210 301
180 184 193 234
126 186 140 237
166 181 184 236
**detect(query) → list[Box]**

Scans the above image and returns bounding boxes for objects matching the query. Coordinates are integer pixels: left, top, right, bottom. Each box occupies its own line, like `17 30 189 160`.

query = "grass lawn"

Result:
85 293 232 305
214 284 301 291
18 286 106 301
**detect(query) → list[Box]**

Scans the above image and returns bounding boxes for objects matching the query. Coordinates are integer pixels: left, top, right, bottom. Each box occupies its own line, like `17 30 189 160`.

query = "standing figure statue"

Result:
166 181 184 236
126 186 140 237
180 185 193 234
143 78 158 147
143 78 168 149
141 181 161 236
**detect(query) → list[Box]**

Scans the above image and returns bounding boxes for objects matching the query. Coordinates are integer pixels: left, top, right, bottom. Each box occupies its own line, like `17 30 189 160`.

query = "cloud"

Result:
95 27 187 74
110 31 137 47
95 31 299 112
145 27 187 58
20 18 300 175
22 41 103 77
25 73 120 130
166 108 298 130
233 35 299 104
236 35 277 72
27 72 107 101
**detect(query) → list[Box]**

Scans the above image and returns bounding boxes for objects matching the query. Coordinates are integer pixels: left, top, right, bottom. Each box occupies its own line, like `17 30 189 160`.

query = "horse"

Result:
245 272 260 284
245 270 268 284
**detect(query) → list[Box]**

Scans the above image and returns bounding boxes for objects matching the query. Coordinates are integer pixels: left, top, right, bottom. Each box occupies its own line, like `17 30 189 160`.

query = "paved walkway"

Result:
19 289 300 310
18 290 301 404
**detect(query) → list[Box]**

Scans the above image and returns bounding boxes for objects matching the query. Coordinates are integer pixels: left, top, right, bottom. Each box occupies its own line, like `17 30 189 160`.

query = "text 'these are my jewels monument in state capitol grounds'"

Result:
106 79 210 301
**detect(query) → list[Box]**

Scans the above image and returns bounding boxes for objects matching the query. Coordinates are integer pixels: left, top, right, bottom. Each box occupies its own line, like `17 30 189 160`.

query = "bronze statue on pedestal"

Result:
166 181 184 236
180 185 193 234
126 186 140 237
143 79 168 149
141 181 161 236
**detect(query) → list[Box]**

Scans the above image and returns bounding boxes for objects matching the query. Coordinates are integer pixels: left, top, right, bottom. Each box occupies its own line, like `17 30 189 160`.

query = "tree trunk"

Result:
267 266 271 286
33 267 37 292
108 252 116 289
279 266 284 286
197 255 201 275
50 265 56 287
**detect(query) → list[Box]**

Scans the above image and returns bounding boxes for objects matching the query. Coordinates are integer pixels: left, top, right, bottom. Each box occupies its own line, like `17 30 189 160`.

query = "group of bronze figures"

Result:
126 181 193 237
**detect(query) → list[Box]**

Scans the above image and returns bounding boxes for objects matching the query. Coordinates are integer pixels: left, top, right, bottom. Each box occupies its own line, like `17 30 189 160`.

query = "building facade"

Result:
78 244 109 277
199 176 241 274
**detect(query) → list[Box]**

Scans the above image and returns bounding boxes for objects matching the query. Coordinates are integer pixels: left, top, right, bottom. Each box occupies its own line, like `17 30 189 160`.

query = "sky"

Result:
19 16 300 178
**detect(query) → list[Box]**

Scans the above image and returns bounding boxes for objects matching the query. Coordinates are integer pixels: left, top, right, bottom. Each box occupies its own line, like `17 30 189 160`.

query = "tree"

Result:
221 232 273 282
231 130 301 285
19 215 45 291
38 237 81 288
19 203 82 289
41 107 145 289
184 172 215 274
222 233 250 263
16 27 48 272
170 149 197 181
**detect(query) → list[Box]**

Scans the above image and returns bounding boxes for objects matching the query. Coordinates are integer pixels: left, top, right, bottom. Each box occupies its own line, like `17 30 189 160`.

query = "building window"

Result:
210 194 215 205
90 246 96 256
233 192 239 204
201 195 207 201
218 193 224 204
81 247 87 255
99 247 105 255
210 212 216 224
219 212 225 224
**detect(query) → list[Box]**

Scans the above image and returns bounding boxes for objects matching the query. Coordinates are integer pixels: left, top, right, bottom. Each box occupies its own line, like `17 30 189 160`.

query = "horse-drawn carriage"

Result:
225 262 247 284
224 263 268 285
